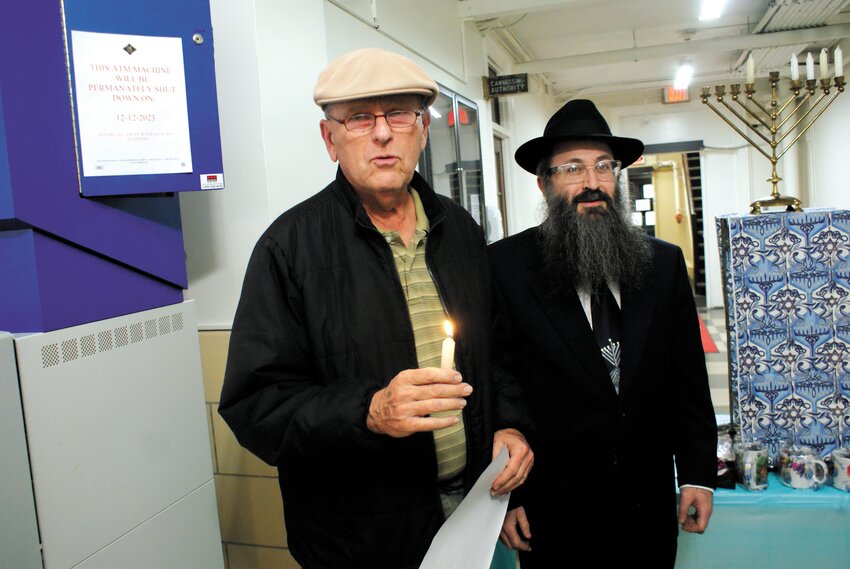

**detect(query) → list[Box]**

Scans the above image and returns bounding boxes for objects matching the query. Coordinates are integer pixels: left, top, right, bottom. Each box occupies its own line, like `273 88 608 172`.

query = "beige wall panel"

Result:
199 331 231 403
215 474 287 547
212 406 278 477
226 544 301 569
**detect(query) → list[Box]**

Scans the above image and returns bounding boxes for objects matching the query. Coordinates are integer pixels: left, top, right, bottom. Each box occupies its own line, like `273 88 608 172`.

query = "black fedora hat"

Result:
514 99 644 174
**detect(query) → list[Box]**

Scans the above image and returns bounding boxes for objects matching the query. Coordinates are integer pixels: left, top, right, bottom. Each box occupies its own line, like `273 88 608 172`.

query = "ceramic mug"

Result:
830 447 850 492
779 445 828 490
734 442 769 491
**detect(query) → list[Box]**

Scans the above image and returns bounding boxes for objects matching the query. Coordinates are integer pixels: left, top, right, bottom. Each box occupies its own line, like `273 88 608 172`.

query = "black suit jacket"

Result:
489 227 717 563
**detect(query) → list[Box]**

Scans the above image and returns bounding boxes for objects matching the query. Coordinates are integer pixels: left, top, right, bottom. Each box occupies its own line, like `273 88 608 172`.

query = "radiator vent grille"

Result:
39 311 186 369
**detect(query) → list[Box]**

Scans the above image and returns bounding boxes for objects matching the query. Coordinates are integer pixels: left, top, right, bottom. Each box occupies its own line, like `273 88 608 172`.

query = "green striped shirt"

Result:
380 189 467 481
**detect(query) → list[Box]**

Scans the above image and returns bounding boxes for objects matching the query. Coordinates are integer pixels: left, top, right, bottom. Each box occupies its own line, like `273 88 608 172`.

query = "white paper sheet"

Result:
419 446 510 569
70 31 193 177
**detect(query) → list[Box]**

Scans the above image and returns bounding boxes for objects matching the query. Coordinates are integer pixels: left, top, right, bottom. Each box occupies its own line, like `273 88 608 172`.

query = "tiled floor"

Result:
698 306 731 416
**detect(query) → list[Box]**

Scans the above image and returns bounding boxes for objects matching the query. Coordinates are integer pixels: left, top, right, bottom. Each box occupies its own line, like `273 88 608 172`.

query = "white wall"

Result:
810 89 850 209
257 0 336 217
327 0 465 80
813 37 850 208
180 0 270 329
181 0 330 328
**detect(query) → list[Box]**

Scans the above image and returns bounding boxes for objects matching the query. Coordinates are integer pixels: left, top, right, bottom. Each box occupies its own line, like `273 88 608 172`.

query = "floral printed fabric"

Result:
717 209 850 462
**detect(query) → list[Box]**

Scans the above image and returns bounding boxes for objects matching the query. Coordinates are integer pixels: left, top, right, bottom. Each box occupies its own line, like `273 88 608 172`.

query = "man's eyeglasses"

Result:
325 109 424 133
547 159 622 183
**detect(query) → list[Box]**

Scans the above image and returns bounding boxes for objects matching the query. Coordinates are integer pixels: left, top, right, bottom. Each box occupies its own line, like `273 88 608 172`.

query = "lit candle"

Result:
836 46 843 76
806 52 815 80
746 54 755 84
791 53 799 80
820 48 829 79
440 320 455 369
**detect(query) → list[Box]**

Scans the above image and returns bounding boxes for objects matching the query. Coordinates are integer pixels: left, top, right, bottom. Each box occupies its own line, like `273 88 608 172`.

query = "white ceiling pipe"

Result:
458 0 592 20
513 23 850 73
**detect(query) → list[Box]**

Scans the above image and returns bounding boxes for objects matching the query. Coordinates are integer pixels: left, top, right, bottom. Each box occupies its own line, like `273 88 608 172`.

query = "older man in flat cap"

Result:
219 48 532 569
491 99 716 568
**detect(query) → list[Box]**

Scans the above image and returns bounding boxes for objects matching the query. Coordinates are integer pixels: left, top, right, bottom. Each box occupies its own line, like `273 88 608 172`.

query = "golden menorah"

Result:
701 68 845 214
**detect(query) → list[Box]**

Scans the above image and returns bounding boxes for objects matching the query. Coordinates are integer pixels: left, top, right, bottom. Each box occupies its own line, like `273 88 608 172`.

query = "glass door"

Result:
419 86 486 231
455 95 485 228
423 91 459 203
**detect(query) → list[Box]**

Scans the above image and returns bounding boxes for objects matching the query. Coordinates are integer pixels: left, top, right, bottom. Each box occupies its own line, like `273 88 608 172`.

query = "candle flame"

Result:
443 319 453 338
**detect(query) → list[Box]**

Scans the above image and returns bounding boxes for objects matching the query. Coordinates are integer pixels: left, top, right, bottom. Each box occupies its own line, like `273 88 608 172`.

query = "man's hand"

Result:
500 506 532 551
366 368 472 437
491 428 533 495
678 486 713 533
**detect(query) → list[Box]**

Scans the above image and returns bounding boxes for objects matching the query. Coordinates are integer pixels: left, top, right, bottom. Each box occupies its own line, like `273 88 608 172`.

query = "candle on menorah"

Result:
701 48 846 214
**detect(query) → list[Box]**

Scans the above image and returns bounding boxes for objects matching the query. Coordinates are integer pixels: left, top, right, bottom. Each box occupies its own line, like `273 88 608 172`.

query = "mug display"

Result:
778 444 828 490
734 442 768 491
830 447 850 492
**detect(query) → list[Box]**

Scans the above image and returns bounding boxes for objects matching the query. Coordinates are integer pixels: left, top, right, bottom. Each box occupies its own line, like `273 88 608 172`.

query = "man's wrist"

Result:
366 389 384 434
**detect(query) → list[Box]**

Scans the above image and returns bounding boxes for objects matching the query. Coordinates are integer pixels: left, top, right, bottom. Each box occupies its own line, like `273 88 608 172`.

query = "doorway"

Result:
626 146 705 296
492 136 508 241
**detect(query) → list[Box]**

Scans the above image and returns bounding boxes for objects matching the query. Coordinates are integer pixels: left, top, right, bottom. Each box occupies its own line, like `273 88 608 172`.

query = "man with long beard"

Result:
490 99 717 568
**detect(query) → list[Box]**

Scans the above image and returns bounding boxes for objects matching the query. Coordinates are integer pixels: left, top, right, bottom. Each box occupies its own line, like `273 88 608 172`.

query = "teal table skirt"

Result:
676 473 850 568
491 540 517 569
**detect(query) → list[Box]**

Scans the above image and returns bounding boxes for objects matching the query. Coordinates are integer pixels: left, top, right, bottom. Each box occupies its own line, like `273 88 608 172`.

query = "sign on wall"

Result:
61 0 224 196
71 31 193 177
484 74 529 98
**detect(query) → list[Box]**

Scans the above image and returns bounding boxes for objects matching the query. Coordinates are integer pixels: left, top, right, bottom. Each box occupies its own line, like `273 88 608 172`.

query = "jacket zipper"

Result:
356 214 420 366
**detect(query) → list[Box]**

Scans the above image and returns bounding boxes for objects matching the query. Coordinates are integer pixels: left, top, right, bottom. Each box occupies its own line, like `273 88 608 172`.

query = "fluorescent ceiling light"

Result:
674 61 694 89
429 108 442 119
699 0 727 21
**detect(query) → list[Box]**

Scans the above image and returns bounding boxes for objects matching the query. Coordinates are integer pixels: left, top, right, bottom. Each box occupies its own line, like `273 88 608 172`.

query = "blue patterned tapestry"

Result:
717 209 850 461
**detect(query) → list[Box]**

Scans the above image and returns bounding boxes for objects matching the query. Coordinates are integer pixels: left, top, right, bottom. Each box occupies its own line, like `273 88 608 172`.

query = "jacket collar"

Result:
331 167 447 229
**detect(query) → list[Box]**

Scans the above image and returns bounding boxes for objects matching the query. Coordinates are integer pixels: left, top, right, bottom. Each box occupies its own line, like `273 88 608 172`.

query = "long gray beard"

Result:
539 184 652 294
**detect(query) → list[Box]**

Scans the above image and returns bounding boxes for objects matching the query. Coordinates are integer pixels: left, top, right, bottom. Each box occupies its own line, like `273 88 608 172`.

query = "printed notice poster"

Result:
70 31 193 177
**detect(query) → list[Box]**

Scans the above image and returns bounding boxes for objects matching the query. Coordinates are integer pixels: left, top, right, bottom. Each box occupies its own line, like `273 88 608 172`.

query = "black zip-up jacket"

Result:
219 169 527 569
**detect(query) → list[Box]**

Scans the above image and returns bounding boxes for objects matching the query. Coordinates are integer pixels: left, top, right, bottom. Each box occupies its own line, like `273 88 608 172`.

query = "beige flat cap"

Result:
313 48 439 107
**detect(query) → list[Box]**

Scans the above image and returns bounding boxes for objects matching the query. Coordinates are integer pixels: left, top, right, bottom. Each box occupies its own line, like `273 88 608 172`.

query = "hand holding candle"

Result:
366 367 471 437
440 319 455 369
366 318 471 437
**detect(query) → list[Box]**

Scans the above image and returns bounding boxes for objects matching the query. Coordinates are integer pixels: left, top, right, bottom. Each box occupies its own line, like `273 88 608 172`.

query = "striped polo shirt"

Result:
379 188 467 482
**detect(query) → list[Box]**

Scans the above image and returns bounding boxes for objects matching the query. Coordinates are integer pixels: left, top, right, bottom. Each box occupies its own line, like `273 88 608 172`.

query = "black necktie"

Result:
590 284 621 394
